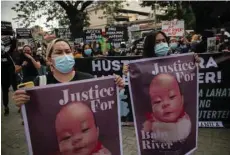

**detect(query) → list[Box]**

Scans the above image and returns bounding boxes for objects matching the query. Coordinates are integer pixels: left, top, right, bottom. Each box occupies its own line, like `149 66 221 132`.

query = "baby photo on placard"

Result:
22 77 122 155
129 53 198 155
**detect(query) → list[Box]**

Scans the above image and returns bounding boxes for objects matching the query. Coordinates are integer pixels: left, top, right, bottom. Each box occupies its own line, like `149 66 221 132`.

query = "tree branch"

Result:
81 1 93 11
55 1 69 11
74 0 83 8
66 1 73 7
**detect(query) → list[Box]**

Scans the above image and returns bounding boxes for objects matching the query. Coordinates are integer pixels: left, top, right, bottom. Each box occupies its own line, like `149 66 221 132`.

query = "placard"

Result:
55 28 71 40
84 29 102 42
129 53 198 155
16 28 33 39
1 21 13 36
105 27 128 43
162 20 184 36
22 77 123 155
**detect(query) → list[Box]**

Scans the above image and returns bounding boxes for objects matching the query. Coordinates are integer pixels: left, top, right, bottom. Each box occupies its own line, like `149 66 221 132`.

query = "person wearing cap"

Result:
13 38 125 107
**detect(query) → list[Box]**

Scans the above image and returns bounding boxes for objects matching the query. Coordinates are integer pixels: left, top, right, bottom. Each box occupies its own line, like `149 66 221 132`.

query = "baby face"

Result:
149 74 184 122
55 103 98 155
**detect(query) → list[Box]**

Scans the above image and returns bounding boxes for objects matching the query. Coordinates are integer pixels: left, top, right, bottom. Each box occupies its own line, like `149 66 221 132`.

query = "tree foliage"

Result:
141 1 230 33
12 0 125 39
141 1 195 30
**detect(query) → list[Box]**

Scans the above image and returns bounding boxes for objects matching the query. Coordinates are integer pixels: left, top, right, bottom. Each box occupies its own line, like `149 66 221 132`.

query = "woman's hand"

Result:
114 74 125 89
12 90 30 107
122 64 129 76
194 53 201 63
24 53 33 60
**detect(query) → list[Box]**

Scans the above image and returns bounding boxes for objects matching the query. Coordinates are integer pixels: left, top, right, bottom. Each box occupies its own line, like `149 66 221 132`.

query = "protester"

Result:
16 45 41 82
120 42 127 56
124 31 200 74
169 37 180 54
13 38 124 107
1 38 17 116
178 37 191 53
93 41 103 56
83 43 94 57
36 47 47 75
219 38 230 52
190 34 201 52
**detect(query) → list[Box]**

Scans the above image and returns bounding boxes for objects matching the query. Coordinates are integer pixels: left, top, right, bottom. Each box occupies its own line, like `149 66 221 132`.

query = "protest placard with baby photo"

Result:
128 53 198 155
21 77 122 155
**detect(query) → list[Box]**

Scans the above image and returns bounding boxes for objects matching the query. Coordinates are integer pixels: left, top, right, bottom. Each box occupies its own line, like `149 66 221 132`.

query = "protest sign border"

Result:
22 76 123 155
128 53 194 64
128 53 198 155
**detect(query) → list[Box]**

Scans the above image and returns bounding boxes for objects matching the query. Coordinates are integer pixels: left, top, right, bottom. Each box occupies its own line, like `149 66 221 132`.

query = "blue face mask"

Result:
154 42 169 56
170 42 178 50
53 55 75 73
84 49 92 56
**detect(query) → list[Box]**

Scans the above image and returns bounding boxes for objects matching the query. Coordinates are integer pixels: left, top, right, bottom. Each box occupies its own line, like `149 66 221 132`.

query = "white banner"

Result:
162 20 185 36
199 121 224 127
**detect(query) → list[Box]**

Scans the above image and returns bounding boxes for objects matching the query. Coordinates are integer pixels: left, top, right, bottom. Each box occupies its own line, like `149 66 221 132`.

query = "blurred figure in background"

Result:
16 45 41 82
1 37 17 116
92 41 103 56
73 43 83 58
120 42 127 56
219 38 230 52
169 37 180 54
178 37 191 53
36 47 47 75
190 34 201 52
82 43 94 57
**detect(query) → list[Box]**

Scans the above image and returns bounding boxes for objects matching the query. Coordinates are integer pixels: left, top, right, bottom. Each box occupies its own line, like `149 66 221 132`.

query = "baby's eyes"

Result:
169 95 176 99
152 100 161 104
82 128 89 133
61 135 71 141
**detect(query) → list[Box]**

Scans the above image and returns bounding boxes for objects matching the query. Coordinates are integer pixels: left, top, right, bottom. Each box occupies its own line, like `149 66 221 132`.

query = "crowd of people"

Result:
1 28 229 117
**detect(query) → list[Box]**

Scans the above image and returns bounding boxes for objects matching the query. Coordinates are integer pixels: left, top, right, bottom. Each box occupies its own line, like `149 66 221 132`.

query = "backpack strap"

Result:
39 75 47 86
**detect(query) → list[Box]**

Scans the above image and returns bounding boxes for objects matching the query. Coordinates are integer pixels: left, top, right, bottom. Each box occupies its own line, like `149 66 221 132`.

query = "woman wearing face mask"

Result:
123 31 200 73
13 38 124 107
83 43 94 57
169 37 180 54
143 31 170 57
93 42 103 56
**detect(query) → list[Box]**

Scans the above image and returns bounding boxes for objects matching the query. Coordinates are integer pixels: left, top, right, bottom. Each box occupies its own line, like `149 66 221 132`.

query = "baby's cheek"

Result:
85 131 97 143
152 105 162 113
59 141 72 153
171 99 182 108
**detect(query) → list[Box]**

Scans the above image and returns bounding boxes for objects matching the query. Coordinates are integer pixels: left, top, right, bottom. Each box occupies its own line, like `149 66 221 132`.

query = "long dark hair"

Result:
82 43 94 57
143 31 169 58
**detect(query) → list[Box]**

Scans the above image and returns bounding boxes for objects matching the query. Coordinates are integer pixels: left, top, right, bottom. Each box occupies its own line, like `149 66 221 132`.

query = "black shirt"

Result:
1 51 15 82
17 54 40 82
34 71 94 86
